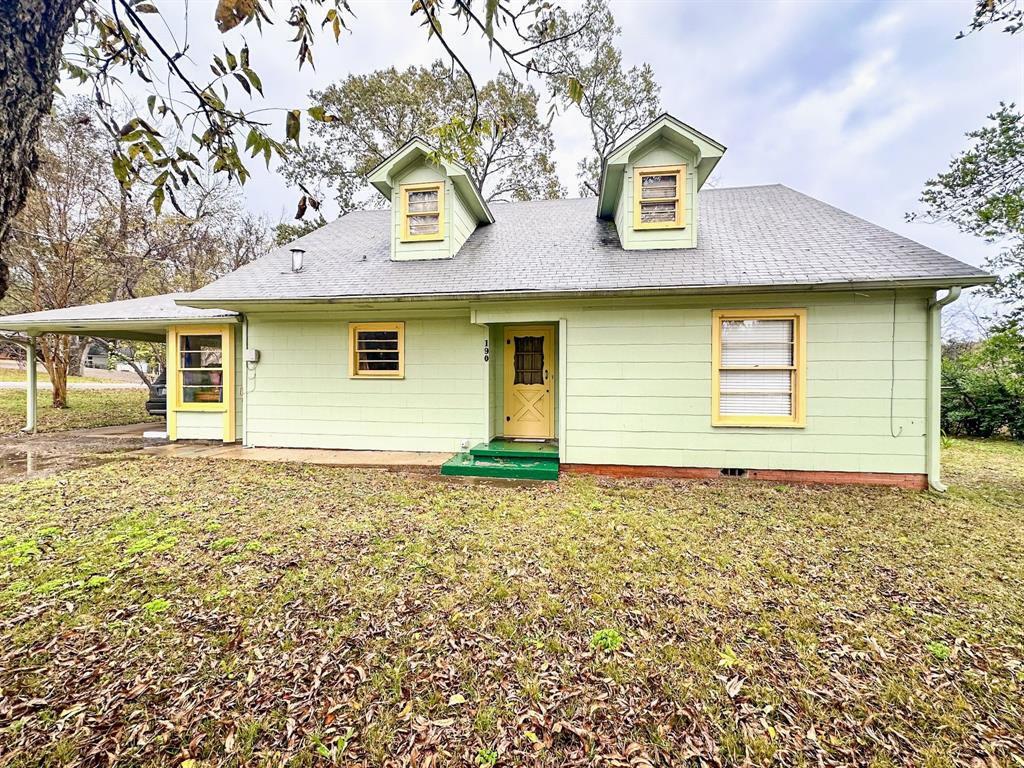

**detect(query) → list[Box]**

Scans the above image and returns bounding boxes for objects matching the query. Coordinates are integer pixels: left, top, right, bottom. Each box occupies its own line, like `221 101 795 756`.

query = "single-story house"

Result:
0 114 993 489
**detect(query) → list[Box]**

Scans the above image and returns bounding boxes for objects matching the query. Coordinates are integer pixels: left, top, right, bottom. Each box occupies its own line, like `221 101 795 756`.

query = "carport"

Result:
0 294 237 436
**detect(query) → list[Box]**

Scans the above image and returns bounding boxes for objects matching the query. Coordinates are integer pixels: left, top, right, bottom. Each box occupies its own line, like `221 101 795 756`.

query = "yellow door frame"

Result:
166 323 236 443
503 324 555 439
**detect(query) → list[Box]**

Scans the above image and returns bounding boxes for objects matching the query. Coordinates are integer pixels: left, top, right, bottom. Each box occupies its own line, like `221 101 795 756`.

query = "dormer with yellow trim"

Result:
598 114 726 251
368 138 494 261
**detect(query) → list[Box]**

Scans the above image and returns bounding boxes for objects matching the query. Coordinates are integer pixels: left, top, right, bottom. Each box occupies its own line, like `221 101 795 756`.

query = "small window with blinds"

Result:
400 182 444 242
349 322 405 378
712 309 806 427
633 164 684 230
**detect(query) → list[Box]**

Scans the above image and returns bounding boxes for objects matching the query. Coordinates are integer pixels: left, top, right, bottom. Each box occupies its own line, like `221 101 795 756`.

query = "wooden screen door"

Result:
503 325 555 439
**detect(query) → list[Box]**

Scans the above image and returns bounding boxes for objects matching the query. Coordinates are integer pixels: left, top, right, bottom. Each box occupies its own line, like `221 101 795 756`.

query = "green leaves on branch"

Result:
58 0 581 224
566 76 583 105
913 103 1024 320
286 109 301 143
307 106 338 123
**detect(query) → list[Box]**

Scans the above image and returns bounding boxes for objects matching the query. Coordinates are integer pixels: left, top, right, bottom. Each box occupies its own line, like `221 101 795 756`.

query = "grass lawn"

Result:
0 368 110 384
0 389 158 435
0 440 1021 766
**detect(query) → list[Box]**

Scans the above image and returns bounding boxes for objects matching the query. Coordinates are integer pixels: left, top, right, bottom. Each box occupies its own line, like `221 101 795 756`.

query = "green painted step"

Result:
469 439 559 460
441 452 559 481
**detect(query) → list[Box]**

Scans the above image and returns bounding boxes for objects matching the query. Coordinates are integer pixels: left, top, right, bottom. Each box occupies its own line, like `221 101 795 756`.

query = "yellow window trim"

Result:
166 323 235 443
400 181 445 242
711 308 807 428
349 321 405 379
633 164 685 230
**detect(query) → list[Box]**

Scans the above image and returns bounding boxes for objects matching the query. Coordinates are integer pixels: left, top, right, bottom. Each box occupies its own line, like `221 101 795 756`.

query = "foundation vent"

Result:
720 467 748 478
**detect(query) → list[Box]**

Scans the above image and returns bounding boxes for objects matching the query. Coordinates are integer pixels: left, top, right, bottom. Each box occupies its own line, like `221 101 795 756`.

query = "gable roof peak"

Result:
367 137 494 224
597 113 727 220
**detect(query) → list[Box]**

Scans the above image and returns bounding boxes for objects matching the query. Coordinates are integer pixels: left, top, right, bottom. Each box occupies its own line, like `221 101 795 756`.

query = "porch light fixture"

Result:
290 247 305 273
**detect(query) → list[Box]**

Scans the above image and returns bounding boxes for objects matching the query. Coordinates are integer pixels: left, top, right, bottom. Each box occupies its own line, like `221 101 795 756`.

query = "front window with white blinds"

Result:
713 310 806 427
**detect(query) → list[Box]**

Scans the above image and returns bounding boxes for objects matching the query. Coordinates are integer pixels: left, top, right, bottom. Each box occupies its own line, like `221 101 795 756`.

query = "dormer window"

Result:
633 164 685 230
400 182 445 242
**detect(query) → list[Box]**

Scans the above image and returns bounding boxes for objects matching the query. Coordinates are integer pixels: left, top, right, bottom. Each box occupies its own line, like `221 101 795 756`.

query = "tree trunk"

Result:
0 0 82 300
68 335 87 377
39 333 69 408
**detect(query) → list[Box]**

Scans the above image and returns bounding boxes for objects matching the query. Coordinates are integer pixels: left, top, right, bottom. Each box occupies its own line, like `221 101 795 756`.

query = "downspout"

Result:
926 286 961 492
241 313 249 447
21 336 38 434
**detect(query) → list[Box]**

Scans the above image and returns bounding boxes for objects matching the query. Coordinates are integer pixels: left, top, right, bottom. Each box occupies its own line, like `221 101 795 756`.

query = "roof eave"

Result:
177 274 995 309
0 316 237 341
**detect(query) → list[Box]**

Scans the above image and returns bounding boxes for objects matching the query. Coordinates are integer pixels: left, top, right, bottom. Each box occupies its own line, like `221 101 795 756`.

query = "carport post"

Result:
22 336 37 434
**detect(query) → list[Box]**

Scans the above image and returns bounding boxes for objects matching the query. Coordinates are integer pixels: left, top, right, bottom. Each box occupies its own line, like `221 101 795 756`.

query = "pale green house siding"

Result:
554 293 927 474
389 165 475 261
238 290 929 475
613 140 699 250
244 312 487 451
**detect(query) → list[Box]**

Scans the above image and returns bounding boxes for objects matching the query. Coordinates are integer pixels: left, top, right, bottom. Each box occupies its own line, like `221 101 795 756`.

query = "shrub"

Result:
942 326 1024 441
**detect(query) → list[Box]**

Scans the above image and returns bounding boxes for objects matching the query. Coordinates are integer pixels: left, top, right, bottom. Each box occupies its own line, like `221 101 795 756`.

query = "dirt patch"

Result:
0 425 165 483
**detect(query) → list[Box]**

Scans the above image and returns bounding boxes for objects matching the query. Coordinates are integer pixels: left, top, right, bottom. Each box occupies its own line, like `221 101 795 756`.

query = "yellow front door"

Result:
503 325 555 439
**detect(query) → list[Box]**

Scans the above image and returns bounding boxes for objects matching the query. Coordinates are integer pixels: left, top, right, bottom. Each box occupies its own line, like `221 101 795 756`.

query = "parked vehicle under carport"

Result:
145 372 166 416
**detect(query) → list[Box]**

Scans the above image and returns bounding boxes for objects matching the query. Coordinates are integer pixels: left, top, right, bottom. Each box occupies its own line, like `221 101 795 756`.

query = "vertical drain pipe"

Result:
926 286 961 492
22 336 37 434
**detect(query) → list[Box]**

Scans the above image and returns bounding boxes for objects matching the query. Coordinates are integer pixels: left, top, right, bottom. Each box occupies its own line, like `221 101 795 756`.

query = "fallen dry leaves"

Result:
0 438 1022 766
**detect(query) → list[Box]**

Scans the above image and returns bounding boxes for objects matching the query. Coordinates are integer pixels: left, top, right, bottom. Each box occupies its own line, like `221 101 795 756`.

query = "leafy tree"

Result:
2 103 117 407
958 0 1023 37
912 104 1024 323
942 326 1024 440
274 217 327 246
0 101 272 405
534 0 661 195
0 0 588 299
283 62 564 214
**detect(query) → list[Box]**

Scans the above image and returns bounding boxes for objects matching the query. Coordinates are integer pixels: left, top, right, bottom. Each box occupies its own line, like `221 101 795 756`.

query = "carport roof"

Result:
0 293 236 342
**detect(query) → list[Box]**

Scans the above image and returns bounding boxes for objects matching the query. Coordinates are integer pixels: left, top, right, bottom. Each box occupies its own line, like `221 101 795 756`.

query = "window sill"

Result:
174 402 228 413
711 418 805 429
634 223 685 231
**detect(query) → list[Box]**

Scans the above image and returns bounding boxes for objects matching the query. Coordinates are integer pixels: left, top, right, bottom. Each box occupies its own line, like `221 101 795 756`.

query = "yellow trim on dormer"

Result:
711 308 807 428
633 164 685 230
400 181 445 242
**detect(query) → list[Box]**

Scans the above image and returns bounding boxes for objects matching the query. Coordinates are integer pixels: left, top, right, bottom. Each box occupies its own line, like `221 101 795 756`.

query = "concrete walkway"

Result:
139 443 453 472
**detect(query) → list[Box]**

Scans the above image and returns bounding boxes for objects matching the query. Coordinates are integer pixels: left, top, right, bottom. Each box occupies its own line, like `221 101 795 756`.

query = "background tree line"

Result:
917 4 1023 441
0 100 273 407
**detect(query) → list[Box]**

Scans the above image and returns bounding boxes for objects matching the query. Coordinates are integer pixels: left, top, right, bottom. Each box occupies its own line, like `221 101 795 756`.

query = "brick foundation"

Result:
561 464 928 490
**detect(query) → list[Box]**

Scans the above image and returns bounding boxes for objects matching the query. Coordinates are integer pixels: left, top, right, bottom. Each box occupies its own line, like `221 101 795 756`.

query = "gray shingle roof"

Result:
184 185 991 304
0 293 235 327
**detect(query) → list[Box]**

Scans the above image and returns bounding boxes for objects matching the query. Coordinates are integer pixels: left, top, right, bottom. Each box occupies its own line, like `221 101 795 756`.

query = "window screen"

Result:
350 323 404 377
513 335 545 385
402 184 442 239
717 316 800 422
635 166 683 228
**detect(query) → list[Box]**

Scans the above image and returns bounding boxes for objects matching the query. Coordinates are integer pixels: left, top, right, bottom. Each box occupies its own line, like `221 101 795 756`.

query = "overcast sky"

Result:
97 0 1023 319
